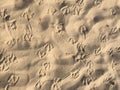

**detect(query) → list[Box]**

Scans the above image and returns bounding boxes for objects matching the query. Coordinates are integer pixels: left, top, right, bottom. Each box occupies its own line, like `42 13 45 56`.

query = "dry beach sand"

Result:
0 0 120 90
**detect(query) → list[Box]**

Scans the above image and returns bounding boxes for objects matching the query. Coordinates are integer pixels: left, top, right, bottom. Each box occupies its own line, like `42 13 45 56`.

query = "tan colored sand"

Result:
0 0 120 90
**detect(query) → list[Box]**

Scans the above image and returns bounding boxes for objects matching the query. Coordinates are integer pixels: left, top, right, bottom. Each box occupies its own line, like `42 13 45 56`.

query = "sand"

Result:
0 0 120 90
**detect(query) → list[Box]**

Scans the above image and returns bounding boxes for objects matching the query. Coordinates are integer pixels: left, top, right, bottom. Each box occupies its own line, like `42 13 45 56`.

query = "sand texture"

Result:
0 0 120 90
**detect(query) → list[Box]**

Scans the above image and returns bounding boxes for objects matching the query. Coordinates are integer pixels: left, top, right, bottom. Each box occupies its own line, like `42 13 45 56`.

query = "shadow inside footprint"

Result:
14 0 33 10
39 16 51 31
93 15 104 23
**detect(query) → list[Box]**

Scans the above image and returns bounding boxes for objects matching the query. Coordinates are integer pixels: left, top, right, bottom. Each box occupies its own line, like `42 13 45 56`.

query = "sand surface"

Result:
0 0 120 90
